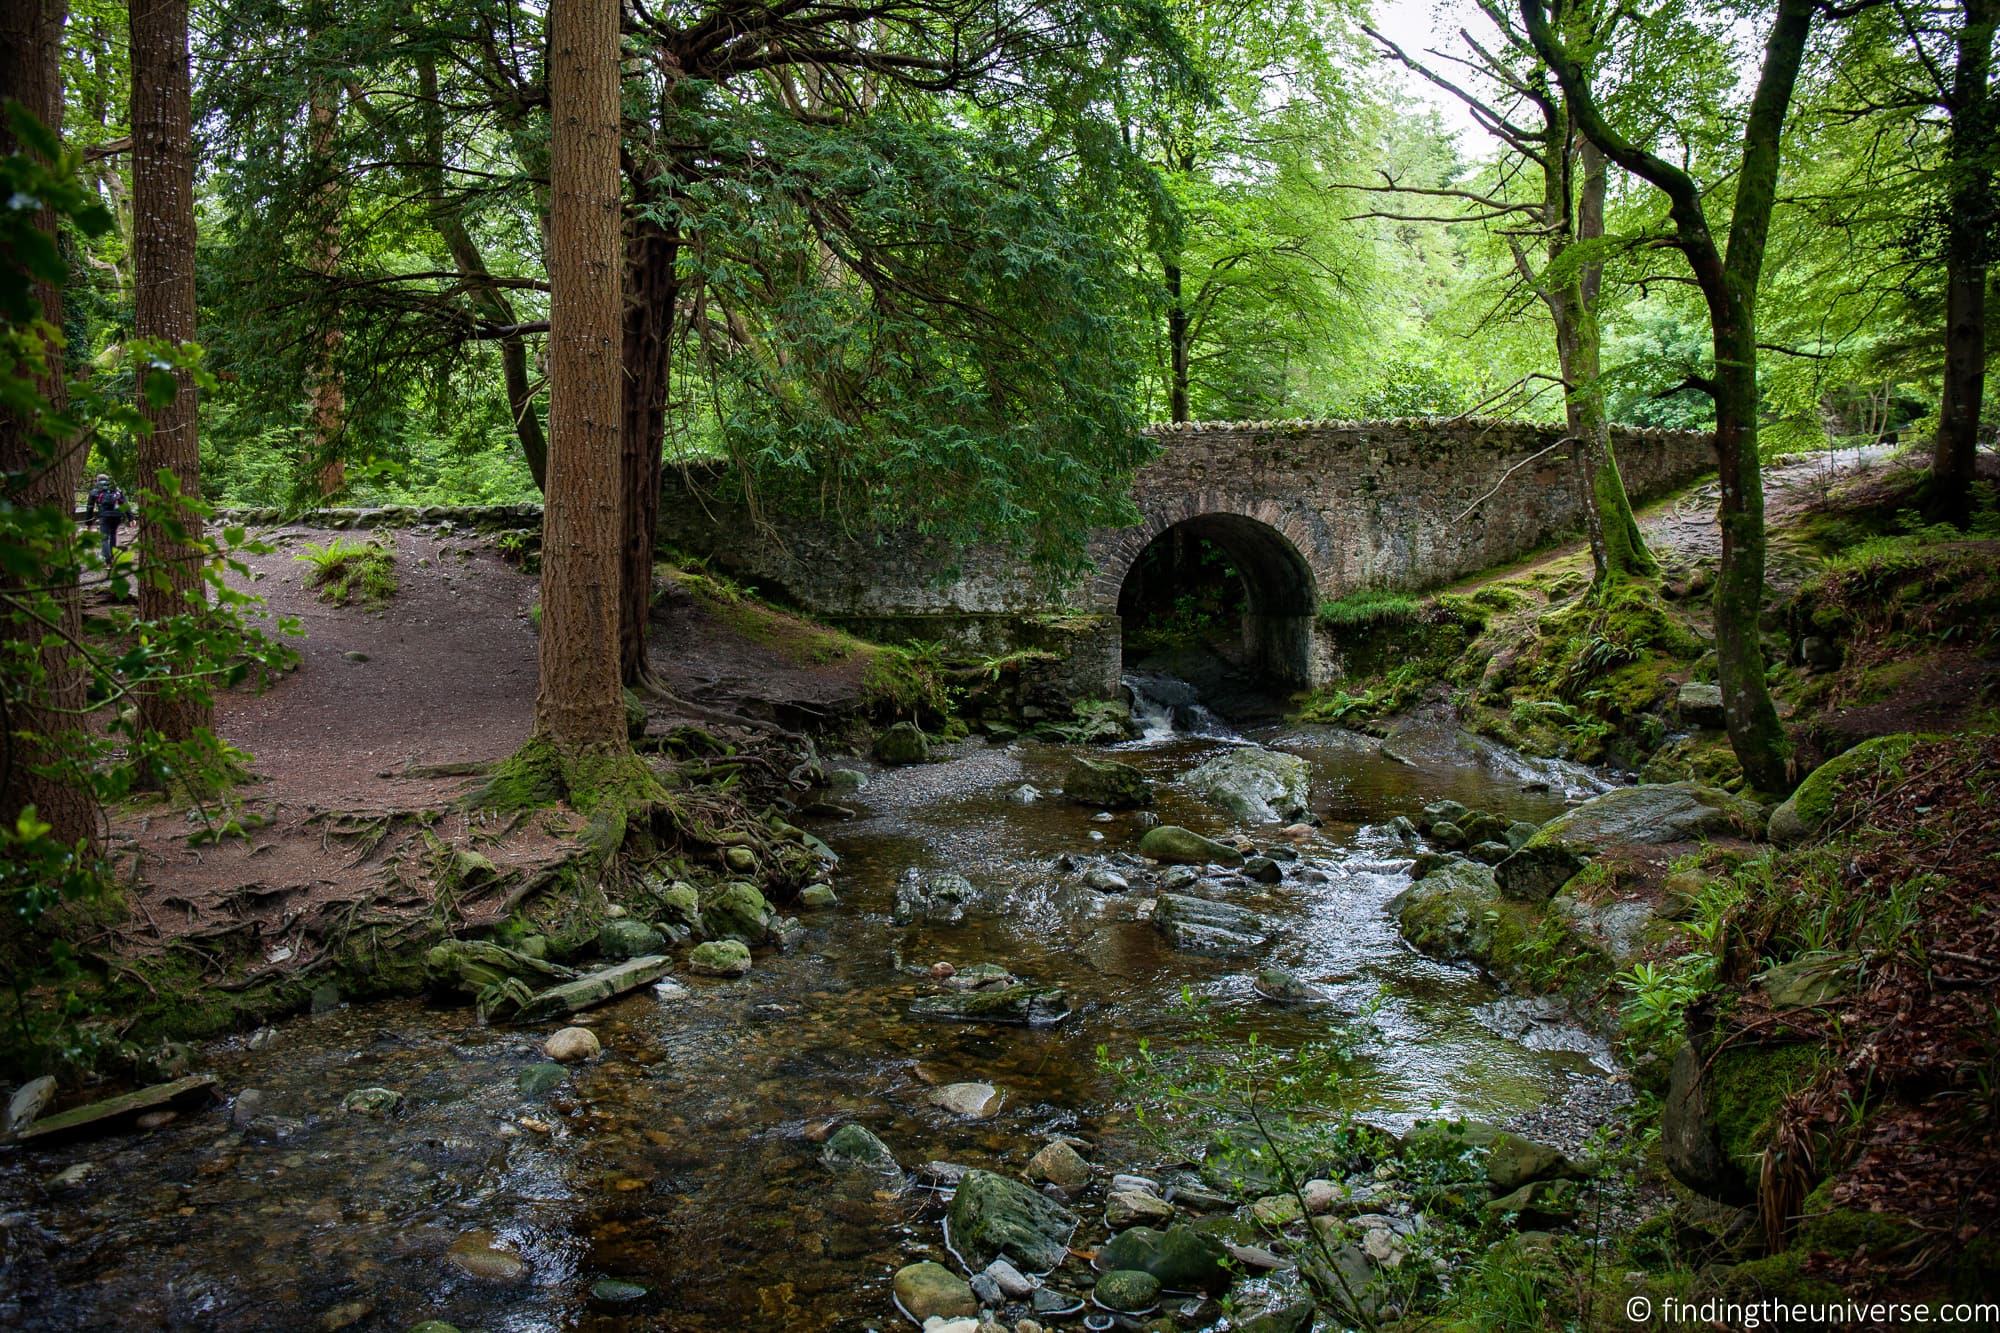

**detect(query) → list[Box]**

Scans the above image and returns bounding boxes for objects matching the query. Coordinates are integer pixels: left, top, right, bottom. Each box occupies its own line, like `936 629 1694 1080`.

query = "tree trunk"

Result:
1165 262 1190 423
414 55 548 490
535 0 626 750
1568 138 1651 581
1931 0 1998 527
0 0 96 851
130 0 211 746
619 207 678 686
306 42 346 498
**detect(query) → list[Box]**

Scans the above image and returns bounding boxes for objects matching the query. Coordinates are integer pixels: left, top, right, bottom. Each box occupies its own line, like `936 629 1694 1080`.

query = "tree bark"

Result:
1165 262 1190 423
535 0 626 750
130 0 211 746
0 0 96 850
619 205 678 686
306 38 346 498
1523 0 1810 793
1932 0 1998 527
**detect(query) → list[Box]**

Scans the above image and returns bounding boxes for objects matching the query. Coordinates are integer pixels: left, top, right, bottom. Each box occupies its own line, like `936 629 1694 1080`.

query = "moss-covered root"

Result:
473 734 670 859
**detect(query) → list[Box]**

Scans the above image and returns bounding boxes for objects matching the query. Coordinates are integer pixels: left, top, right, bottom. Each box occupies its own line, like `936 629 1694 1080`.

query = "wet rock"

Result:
1468 840 1512 865
1025 1139 1092 1189
1105 1186 1176 1229
1186 746 1310 823
701 881 772 944
967 1273 1003 1307
1241 855 1283 883
824 767 868 793
945 1168 1078 1272
920 1160 970 1186
821 1123 901 1178
310 982 342 1013
1237 1297 1316 1333
1417 799 1468 831
590 1278 648 1303
135 1109 177 1130
517 1063 568 1098
1251 966 1326 1004
1008 783 1042 804
1676 681 1726 728
342 1086 403 1116
1499 783 1763 901
1096 1223 1231 1294
688 939 752 977
596 917 663 959
893 1261 977 1321
1390 860 1505 963
798 884 839 909
1137 825 1244 867
13 1074 218 1144
1081 866 1131 893
1408 851 1451 881
895 869 977 925
932 1082 1004 1120
242 1114 306 1142
910 985 1071 1027
229 1088 267 1128
1160 864 1202 890
423 939 576 1001
1387 815 1418 842
983 1258 1036 1299
1152 893 1268 955
446 1231 527 1282
1428 819 1467 850
874 721 931 765
940 962 1017 991
1030 1287 1084 1317
1093 1269 1160 1313
1505 820 1539 850
1062 756 1153 809
5 1075 56 1136
544 1026 601 1063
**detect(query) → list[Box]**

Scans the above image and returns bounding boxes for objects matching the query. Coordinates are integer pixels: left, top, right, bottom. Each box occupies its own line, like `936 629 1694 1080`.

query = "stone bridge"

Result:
657 417 1713 702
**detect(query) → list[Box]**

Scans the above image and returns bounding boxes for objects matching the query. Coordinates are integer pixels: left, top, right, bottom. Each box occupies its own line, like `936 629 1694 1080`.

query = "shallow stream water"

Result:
0 717 1621 1332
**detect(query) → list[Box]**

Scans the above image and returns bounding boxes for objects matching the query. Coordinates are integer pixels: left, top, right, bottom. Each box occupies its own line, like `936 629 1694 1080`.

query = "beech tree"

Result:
131 0 211 746
1522 0 1828 793
1929 0 1998 525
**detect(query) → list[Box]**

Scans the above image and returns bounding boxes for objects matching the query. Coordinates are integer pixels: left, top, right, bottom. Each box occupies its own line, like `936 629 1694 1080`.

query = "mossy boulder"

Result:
1096 1223 1231 1294
821 1122 900 1178
1093 1269 1161 1312
1185 746 1310 824
945 1168 1078 1272
873 721 930 765
892 1261 975 1321
700 881 770 944
1497 783 1762 902
1062 755 1153 808
1662 1038 1821 1204
1138 825 1244 866
1768 733 1922 845
596 918 664 960
909 984 1071 1026
686 939 751 977
1390 859 1506 961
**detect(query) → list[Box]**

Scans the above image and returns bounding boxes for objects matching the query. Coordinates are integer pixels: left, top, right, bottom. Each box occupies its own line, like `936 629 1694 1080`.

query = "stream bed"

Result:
0 718 1625 1331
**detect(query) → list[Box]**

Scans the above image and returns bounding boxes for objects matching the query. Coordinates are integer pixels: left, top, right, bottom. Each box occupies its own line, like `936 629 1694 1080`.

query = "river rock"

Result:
1505 820 1539 850
1241 855 1283 883
798 884 838 909
1026 1139 1092 1189
1428 819 1467 850
821 1123 901 1178
932 1082 1004 1119
1408 851 1451 881
1081 866 1131 893
1675 681 1726 728
517 1063 568 1097
1483 1131 1582 1191
1152 893 1268 955
892 1261 977 1321
1416 799 1468 831
1093 1269 1160 1313
1483 1179 1581 1227
895 869 977 925
701 881 771 944
1237 1298 1316 1333
5 1075 55 1136
688 939 751 977
445 1231 526 1282
983 1258 1036 1298
940 962 1016 990
342 1086 403 1116
1252 966 1326 1003
1137 825 1244 866
946 1169 1078 1272
590 1279 648 1303
1468 839 1512 864
910 985 1071 1027
423 939 576 1000
1105 1186 1176 1229
597 917 665 960
874 721 931 764
1062 755 1153 808
1390 859 1505 963
1185 746 1310 823
544 1026 601 1063
1498 782 1762 901
1096 1223 1231 1294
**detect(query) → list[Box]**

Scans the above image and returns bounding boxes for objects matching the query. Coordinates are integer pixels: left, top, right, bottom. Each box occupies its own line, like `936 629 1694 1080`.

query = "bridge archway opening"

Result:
1115 515 1318 711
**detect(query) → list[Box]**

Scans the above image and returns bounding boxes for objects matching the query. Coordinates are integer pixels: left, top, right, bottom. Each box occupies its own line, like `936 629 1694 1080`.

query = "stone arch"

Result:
1088 496 1334 688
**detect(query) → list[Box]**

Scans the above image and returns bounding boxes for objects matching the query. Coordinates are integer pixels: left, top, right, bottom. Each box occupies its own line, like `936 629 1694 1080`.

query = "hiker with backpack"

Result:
86 474 127 567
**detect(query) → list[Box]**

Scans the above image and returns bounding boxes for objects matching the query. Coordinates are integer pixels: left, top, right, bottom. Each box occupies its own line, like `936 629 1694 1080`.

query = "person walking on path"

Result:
86 473 127 567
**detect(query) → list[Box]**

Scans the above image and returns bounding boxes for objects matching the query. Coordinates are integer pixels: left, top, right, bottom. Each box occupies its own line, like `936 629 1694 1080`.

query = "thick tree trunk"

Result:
619 209 678 686
130 0 211 746
534 0 626 750
306 51 346 497
1165 262 1190 423
1932 0 1998 527
0 0 96 850
415 55 548 490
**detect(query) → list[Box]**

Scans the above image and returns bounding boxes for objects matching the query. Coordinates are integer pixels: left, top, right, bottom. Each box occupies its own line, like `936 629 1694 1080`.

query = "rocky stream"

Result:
0 685 1637 1332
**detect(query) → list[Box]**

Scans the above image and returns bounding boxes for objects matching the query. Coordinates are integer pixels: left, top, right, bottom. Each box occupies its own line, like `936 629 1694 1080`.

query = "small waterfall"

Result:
1121 673 1237 742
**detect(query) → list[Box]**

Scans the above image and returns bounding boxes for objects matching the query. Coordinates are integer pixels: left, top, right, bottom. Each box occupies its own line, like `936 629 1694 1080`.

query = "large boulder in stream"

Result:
1496 782 1763 902
894 869 977 925
1390 860 1508 963
910 984 1071 1027
1138 825 1244 866
873 721 930 765
946 1168 1079 1272
1185 746 1310 824
1153 893 1268 956
1063 755 1153 808
700 881 772 944
1768 733 1921 845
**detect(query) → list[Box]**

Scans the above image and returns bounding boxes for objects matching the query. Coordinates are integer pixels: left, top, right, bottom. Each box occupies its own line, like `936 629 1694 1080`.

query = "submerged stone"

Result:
821 1122 901 1178
1062 755 1153 808
945 1168 1078 1272
910 985 1071 1026
1137 825 1244 866
892 1261 976 1321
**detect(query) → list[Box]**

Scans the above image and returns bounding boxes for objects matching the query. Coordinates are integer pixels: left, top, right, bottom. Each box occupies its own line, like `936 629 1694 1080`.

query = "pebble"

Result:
445 1231 526 1282
982 1258 1035 1298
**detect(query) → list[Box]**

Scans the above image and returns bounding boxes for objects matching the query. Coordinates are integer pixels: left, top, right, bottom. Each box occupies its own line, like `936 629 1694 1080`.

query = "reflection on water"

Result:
0 722 1619 1331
